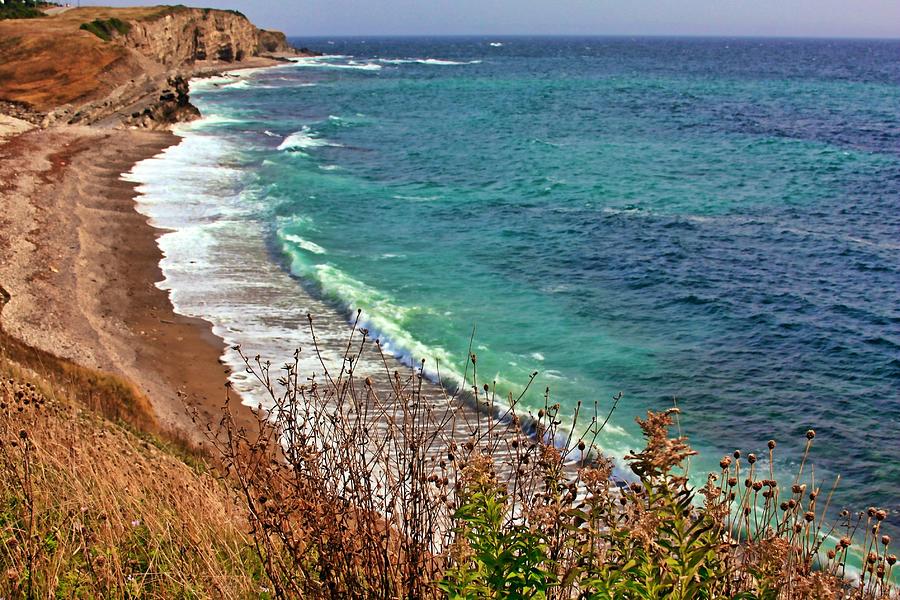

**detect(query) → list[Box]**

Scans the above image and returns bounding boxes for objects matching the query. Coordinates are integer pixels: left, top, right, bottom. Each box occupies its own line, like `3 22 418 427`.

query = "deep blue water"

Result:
135 37 900 528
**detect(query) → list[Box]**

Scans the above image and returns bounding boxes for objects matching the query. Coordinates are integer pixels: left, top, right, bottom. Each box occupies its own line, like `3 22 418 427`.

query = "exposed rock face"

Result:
258 29 294 54
0 7 302 128
123 9 272 67
124 76 201 129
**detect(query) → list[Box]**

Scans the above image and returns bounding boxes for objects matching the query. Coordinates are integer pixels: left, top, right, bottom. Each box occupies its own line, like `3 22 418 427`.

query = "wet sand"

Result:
0 124 253 442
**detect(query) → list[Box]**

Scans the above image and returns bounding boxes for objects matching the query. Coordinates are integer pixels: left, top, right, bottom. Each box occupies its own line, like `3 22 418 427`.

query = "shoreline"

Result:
0 123 255 443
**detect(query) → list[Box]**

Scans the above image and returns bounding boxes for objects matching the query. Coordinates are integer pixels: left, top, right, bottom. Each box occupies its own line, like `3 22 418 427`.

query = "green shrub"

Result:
79 17 131 41
0 4 45 19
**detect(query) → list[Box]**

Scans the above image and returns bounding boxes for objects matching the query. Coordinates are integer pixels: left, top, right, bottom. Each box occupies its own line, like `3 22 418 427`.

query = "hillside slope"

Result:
0 337 262 596
0 6 298 127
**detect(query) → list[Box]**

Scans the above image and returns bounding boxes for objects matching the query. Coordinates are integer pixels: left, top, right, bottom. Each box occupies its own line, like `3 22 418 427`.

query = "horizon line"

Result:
283 32 900 41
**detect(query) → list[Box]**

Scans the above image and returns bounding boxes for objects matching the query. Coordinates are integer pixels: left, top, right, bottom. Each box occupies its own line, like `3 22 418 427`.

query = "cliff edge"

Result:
0 6 309 128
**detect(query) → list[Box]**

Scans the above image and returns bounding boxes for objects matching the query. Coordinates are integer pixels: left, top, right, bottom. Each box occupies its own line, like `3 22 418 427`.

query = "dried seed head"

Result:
752 481 763 492
876 510 887 522
868 507 877 518
780 502 789 511
806 429 816 440
827 549 836 560
720 457 732 469
840 537 851 548
768 439 777 450
727 477 737 487
882 535 891 546
804 511 815 523
887 555 897 566
578 441 586 452
733 450 741 459
867 552 878 564
748 453 757 464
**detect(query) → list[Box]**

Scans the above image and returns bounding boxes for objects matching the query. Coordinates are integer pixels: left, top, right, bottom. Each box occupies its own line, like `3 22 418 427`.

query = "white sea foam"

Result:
189 75 239 92
290 56 382 71
530 352 545 361
282 233 327 255
378 58 482 66
277 126 340 151
489 42 504 47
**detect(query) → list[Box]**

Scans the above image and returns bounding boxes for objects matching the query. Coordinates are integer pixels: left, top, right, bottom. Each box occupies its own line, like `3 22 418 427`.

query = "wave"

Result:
281 233 327 255
290 56 382 71
377 58 482 66
277 126 341 151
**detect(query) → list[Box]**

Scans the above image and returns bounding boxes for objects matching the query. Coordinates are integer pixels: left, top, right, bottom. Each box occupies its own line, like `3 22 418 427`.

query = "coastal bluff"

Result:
0 6 306 128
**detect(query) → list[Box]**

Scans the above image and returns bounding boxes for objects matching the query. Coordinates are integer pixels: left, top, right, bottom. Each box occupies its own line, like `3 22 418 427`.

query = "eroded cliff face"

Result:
0 6 300 128
124 9 274 67
258 29 290 54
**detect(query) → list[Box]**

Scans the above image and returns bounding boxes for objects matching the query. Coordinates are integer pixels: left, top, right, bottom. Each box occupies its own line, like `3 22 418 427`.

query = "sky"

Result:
81 1 900 38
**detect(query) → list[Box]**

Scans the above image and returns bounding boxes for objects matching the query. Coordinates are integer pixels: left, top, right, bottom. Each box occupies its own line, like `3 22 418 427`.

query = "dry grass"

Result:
0 9 137 110
0 294 895 597
0 355 265 597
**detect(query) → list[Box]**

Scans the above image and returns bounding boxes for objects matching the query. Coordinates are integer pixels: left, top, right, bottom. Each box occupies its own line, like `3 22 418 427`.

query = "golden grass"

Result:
0 6 183 110
0 354 266 598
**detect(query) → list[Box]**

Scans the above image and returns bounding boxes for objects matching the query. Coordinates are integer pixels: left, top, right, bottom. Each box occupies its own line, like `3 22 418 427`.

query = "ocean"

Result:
126 37 900 529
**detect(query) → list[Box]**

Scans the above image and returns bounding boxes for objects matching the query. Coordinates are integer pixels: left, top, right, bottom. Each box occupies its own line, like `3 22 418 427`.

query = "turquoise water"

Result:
135 38 899 530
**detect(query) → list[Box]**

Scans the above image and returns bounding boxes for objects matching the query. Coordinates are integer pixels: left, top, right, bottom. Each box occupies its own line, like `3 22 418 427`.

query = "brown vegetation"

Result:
212 319 896 599
0 10 138 111
0 345 265 596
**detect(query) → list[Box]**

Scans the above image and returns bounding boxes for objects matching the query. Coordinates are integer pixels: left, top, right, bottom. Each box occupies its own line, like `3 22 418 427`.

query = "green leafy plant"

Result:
440 457 557 599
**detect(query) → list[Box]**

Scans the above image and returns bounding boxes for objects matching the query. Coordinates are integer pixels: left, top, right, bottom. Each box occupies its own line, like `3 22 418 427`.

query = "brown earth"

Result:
0 125 255 445
0 6 298 126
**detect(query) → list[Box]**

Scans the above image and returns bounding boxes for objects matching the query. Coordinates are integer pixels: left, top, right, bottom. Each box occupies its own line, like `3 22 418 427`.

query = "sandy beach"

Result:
0 122 252 442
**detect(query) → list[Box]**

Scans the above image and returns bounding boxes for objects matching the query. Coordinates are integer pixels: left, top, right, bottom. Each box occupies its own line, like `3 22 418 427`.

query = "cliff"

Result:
0 6 304 128
124 8 270 66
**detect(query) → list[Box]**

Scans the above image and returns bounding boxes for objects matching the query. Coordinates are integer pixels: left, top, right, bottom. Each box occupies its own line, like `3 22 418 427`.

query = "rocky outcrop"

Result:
258 29 294 54
123 76 201 129
123 9 278 67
